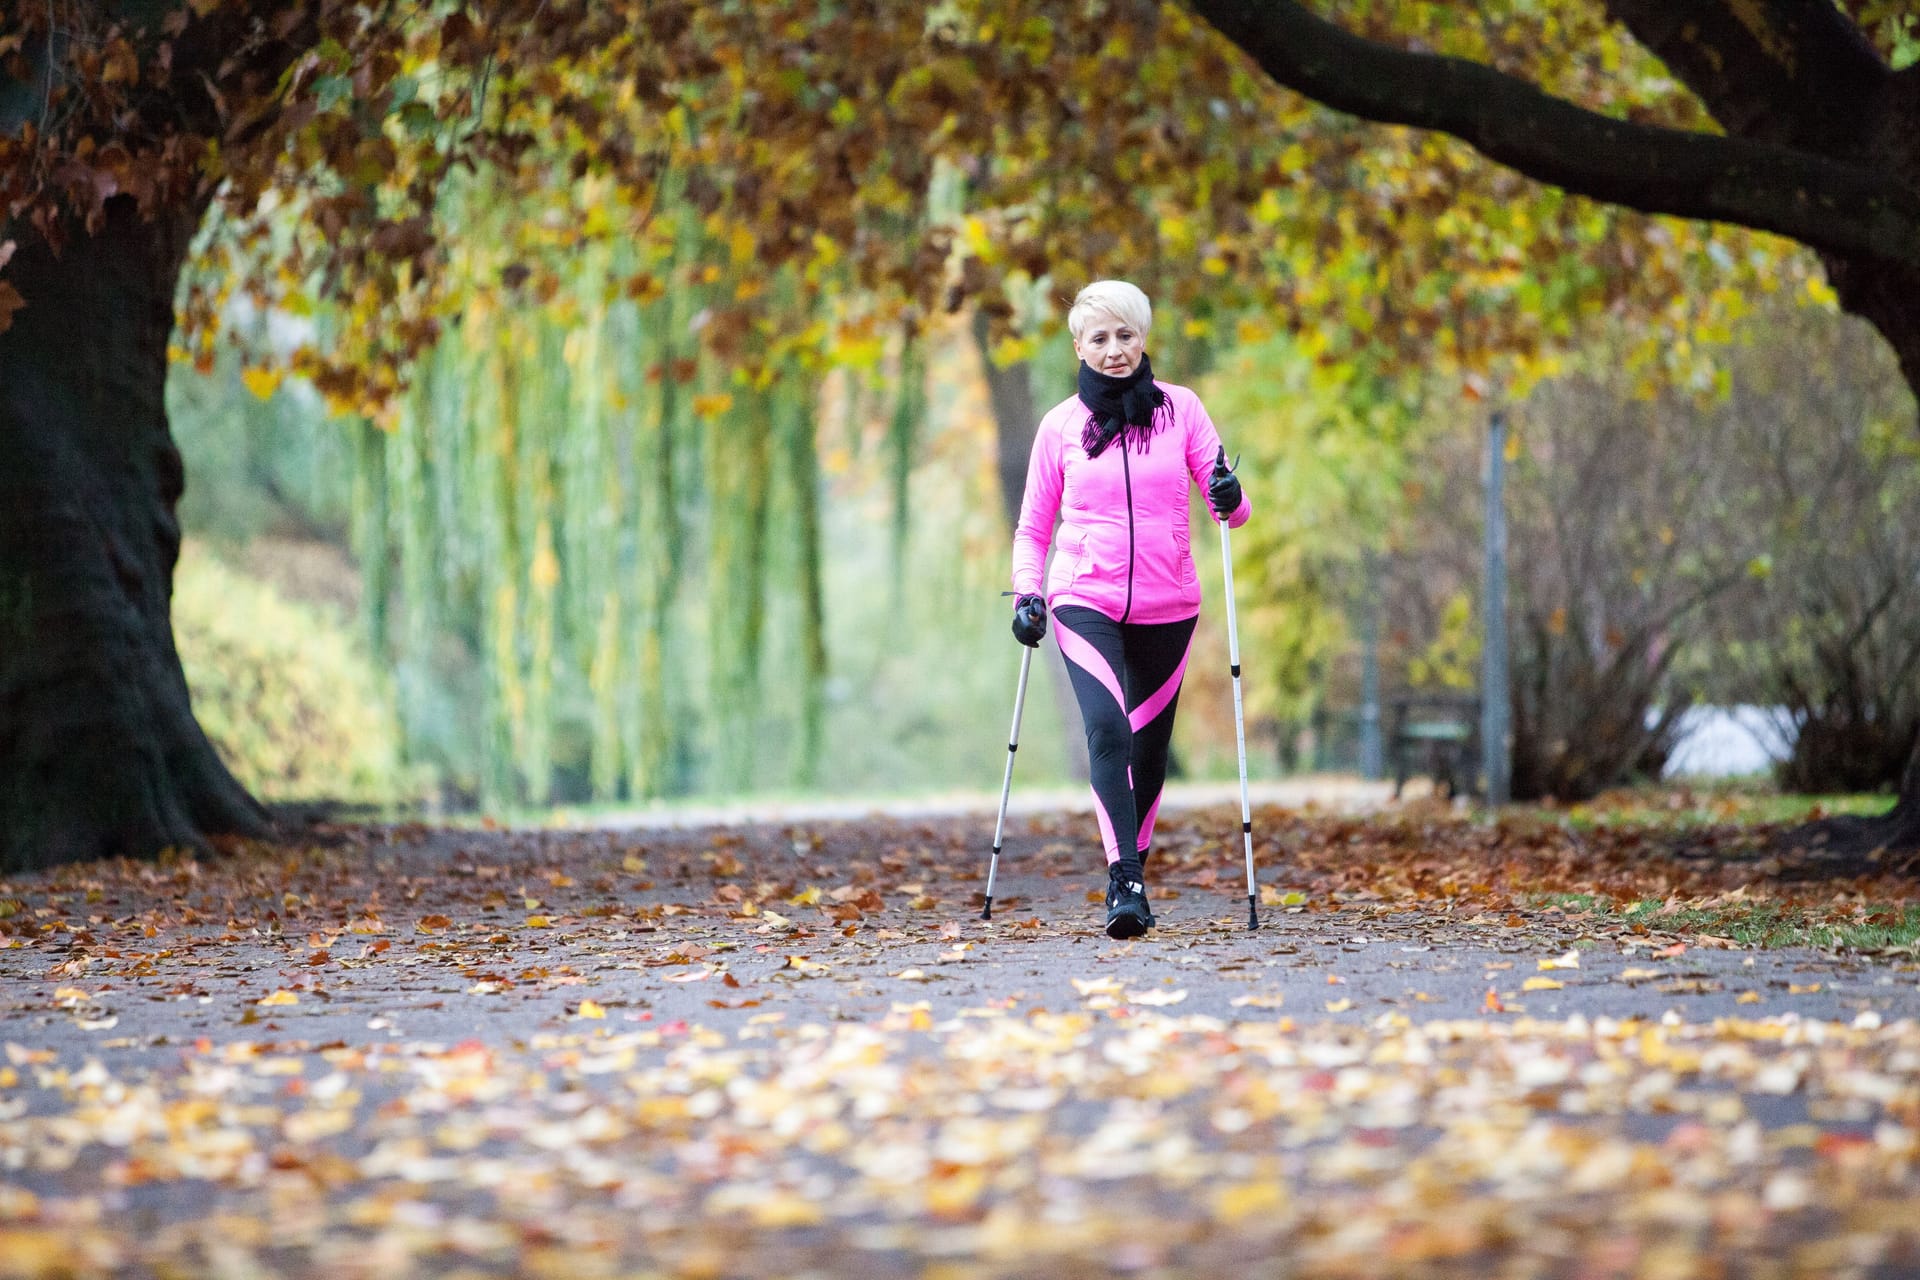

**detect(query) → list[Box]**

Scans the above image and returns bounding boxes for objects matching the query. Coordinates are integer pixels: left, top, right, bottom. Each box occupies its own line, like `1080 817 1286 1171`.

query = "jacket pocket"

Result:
1173 518 1196 586
1052 529 1089 591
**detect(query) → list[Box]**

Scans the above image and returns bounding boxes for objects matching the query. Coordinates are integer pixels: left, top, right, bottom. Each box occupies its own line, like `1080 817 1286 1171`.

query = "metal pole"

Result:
1216 450 1259 931
982 644 1034 921
1482 410 1511 805
1358 548 1383 780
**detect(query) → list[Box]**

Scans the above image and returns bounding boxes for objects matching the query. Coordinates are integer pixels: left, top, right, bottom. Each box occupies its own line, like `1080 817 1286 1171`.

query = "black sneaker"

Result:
1105 862 1153 939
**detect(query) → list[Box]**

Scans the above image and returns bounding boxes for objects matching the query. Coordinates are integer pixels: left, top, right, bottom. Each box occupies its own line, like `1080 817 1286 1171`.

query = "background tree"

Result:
1187 0 1920 848
1394 360 1759 801
1688 302 1920 795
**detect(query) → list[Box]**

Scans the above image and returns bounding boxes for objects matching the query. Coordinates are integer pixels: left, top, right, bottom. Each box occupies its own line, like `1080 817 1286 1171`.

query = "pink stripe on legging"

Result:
1054 619 1125 713
1092 795 1120 863
1137 791 1162 852
1057 620 1129 863
1127 630 1194 733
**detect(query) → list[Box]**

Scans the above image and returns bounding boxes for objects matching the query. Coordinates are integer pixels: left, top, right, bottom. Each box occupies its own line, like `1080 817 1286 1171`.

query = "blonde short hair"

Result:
1067 280 1152 342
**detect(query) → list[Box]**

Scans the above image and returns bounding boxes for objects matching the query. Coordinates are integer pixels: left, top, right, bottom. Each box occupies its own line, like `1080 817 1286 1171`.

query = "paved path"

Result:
1 808 1917 1278
556 774 1395 831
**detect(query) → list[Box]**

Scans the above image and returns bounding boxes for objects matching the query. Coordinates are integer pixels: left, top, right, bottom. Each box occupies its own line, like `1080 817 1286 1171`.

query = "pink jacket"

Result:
1012 382 1250 625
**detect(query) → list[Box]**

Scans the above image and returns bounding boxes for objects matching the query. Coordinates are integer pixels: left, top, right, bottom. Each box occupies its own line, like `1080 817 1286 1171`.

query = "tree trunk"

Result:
1783 264 1920 855
969 310 1089 783
0 195 270 871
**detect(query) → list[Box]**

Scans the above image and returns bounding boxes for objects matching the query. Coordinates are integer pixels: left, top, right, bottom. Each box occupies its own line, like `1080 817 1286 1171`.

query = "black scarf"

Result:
1077 354 1170 458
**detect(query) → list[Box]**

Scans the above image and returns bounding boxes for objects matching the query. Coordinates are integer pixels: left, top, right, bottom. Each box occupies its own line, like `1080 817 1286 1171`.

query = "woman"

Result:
1010 280 1249 939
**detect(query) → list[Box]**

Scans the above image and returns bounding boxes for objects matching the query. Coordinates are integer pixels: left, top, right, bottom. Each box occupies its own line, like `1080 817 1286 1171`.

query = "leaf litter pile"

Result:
3 803 1920 1278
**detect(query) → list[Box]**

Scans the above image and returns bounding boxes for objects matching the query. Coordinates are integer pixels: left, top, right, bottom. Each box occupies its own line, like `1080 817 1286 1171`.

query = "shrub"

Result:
173 544 415 804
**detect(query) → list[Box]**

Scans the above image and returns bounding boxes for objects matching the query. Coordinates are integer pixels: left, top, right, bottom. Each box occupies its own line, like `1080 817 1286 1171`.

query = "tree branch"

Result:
1604 1 1887 152
1184 0 1920 269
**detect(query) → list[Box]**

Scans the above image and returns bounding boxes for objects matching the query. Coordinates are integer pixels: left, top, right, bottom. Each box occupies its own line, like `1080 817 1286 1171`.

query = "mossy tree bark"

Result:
0 195 271 871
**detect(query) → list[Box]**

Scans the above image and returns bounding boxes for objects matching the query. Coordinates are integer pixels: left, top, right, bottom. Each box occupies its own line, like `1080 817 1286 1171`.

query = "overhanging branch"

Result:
1185 0 1920 269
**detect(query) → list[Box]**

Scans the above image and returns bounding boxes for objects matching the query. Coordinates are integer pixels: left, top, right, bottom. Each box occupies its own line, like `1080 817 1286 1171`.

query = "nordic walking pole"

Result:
983 640 1036 921
1216 447 1259 931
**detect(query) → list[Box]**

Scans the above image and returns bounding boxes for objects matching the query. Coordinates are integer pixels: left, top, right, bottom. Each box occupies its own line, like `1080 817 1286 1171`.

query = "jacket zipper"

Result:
1120 444 1135 623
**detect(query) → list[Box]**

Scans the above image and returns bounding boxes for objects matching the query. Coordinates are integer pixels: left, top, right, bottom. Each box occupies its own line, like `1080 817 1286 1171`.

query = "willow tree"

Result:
0 0 945 867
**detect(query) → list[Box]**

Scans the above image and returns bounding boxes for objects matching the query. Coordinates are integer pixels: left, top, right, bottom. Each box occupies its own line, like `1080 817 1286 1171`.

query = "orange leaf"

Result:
0 281 23 334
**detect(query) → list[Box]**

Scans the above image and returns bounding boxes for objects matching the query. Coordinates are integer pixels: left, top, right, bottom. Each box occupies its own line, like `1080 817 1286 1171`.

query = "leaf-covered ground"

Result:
3 803 1920 1278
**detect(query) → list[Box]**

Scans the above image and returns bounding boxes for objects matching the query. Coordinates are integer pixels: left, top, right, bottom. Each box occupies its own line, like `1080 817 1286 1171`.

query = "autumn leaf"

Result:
0 282 24 334
1126 988 1188 1007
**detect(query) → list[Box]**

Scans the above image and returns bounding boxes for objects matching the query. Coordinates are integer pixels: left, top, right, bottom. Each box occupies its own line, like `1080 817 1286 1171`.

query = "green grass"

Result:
1518 783 1897 833
1527 892 1920 950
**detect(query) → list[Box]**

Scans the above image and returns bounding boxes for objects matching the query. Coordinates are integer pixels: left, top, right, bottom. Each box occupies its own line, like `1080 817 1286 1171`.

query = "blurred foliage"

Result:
80 0 1900 810
1196 333 1413 733
1680 302 1920 794
165 309 1087 810
173 544 415 805
1369 298 1919 802
164 329 355 544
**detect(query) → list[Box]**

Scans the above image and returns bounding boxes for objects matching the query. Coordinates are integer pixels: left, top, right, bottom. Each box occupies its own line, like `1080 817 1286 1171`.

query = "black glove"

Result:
1208 447 1242 519
1011 593 1047 647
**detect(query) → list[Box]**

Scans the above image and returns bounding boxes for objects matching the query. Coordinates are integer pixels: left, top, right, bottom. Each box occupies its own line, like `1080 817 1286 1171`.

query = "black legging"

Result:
1053 605 1197 866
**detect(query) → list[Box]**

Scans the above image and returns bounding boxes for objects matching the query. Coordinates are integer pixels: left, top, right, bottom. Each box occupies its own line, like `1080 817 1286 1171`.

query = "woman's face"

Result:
1073 310 1145 378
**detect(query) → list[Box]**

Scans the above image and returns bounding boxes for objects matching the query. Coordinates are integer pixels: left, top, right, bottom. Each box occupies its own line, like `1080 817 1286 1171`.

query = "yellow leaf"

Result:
575 999 605 1019
1213 1180 1286 1223
240 365 282 401
1324 998 1353 1013
749 1190 824 1228
1736 991 1762 1004
524 915 552 928
692 392 734 418
1539 950 1581 970
530 536 560 592
728 222 756 264
257 990 299 1007
789 886 823 906
1523 977 1564 991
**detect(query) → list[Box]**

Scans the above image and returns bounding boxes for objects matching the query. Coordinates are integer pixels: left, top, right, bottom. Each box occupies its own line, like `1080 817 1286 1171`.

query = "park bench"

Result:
1388 692 1482 800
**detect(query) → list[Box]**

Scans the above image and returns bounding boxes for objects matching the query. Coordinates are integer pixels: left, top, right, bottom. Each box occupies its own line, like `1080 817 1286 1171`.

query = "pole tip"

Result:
1247 894 1259 931
981 898 993 922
